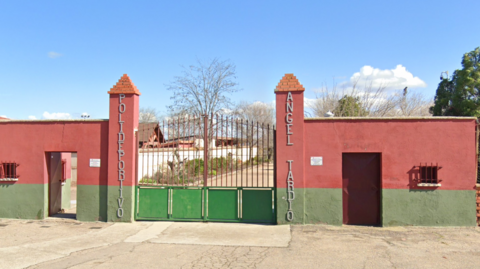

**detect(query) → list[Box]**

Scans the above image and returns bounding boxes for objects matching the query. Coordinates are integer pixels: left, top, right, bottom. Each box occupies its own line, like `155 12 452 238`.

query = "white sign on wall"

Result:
89 159 101 167
311 157 323 166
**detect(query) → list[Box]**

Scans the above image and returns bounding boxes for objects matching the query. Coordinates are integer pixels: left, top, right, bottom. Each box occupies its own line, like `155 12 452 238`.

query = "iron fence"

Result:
137 114 275 188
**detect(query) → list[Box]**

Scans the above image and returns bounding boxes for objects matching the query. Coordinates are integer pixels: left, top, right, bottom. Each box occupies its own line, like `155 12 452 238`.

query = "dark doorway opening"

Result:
342 153 381 226
47 152 77 219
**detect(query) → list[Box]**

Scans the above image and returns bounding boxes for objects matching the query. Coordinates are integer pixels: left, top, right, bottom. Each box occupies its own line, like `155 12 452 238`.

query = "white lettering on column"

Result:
286 92 294 146
286 160 294 221
117 93 126 218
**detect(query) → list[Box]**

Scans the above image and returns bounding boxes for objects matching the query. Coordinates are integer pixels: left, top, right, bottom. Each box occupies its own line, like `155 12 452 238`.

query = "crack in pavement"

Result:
27 242 143 269
181 245 270 269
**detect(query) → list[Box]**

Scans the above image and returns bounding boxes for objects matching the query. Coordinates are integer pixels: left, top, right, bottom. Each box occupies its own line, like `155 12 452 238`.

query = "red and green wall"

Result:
0 74 140 222
275 73 477 227
1 72 477 227
0 121 109 220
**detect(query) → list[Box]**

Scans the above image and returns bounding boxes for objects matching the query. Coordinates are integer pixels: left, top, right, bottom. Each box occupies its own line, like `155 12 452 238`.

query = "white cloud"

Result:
48 51 63 59
42 112 72 119
219 108 233 114
304 97 316 108
250 101 274 108
28 115 37 120
341 65 427 90
0 115 6 118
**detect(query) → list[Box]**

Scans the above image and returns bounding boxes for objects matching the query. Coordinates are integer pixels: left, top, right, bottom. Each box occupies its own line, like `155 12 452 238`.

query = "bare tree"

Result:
308 80 431 117
166 58 240 160
308 84 342 117
394 88 433 117
357 81 398 117
166 58 240 116
139 107 162 123
233 101 275 161
233 101 274 126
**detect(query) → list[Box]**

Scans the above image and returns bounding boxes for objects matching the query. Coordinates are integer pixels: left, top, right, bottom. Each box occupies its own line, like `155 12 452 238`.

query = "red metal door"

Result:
342 153 380 225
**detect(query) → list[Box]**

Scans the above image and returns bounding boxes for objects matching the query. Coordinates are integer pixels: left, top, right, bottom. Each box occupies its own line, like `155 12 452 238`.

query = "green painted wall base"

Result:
107 185 134 222
276 187 304 224
382 189 477 227
61 178 71 210
0 183 132 222
76 184 107 222
3 183 475 227
276 188 342 225
305 188 343 225
75 185 135 222
0 183 47 219
276 188 476 227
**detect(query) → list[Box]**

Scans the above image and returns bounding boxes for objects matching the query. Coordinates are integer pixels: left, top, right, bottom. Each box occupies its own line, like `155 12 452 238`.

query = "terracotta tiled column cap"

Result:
274 73 305 92
108 74 141 95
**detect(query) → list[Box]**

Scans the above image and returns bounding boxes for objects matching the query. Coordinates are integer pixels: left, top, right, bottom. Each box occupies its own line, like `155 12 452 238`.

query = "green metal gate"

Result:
135 115 276 223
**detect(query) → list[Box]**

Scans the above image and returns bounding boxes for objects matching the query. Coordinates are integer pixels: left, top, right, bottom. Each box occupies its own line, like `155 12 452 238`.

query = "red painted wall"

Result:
304 119 477 191
275 91 305 189
107 94 139 187
61 152 71 179
0 121 109 185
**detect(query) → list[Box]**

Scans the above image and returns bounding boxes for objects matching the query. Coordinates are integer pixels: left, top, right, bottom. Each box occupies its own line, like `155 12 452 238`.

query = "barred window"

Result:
0 162 20 179
417 163 441 186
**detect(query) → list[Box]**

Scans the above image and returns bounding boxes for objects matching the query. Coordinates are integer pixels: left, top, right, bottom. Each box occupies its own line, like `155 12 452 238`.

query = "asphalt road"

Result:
0 218 479 269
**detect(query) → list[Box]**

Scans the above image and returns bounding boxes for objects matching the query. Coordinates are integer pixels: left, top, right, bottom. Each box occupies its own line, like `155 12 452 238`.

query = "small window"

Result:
417 163 441 186
0 162 20 179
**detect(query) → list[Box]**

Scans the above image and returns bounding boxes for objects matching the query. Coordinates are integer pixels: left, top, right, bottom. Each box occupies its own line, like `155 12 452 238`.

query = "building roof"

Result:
138 122 165 143
158 140 195 148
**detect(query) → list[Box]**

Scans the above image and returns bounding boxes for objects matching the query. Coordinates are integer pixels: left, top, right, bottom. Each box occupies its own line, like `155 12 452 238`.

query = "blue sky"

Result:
1 0 479 119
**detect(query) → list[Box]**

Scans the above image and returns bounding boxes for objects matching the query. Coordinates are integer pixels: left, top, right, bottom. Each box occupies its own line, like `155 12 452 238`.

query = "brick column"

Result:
107 74 140 222
274 74 305 224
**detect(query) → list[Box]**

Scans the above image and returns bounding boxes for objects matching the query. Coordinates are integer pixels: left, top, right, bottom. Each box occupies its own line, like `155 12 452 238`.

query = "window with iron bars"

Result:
416 163 442 186
0 162 20 180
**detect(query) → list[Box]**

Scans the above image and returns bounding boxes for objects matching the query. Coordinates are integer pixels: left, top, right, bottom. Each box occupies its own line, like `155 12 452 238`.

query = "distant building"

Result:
138 122 165 148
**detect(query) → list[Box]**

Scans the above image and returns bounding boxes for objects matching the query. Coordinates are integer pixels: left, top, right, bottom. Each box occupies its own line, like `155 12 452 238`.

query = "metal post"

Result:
203 115 208 187
162 119 165 186
135 129 139 187
145 123 149 185
273 128 277 223
216 114 219 187
134 129 139 219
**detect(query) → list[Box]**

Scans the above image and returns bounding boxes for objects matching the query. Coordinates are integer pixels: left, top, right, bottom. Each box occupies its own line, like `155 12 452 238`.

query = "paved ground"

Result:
205 163 274 187
0 218 479 269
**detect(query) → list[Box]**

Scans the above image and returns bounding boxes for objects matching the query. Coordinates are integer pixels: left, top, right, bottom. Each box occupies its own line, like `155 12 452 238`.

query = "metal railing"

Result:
137 115 275 188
